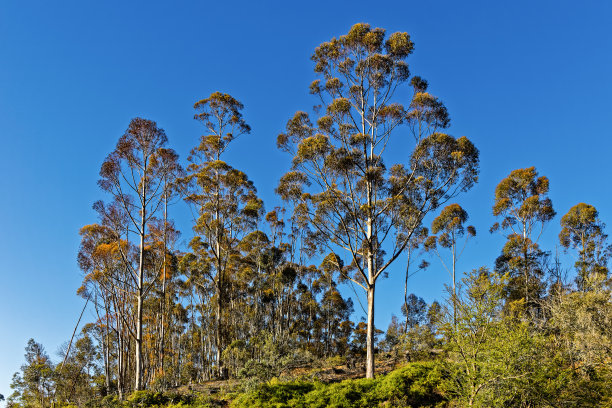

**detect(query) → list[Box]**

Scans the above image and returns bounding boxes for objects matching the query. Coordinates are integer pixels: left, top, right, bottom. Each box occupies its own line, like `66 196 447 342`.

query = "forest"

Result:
5 23 612 408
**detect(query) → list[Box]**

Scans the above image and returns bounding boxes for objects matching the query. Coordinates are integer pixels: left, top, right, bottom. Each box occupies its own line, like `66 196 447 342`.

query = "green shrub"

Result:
127 390 168 407
84 395 124 408
373 362 444 407
231 362 445 408
300 378 376 408
231 379 315 407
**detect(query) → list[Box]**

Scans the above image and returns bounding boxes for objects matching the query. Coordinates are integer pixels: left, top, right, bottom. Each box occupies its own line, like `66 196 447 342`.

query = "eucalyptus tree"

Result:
317 253 354 356
98 118 180 390
425 203 475 322
559 203 611 290
8 339 54 408
490 167 555 308
180 92 262 379
78 200 135 397
398 210 429 334
78 221 122 395
277 23 479 378
402 293 427 330
153 147 183 387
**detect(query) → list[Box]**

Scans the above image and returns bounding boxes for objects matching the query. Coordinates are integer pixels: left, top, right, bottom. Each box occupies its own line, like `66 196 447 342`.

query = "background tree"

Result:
54 331 99 406
425 203 475 322
277 23 479 377
98 118 180 390
545 285 612 403
78 201 136 397
8 339 54 408
149 148 183 390
401 226 429 333
559 203 611 290
490 167 555 309
402 293 427 331
180 92 262 379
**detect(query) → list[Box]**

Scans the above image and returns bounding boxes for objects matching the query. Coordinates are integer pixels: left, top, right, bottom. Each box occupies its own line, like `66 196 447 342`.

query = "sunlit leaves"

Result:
276 171 310 202
193 92 250 148
492 167 555 225
490 167 555 307
295 134 331 163
429 203 475 250
385 31 414 59
560 203 611 290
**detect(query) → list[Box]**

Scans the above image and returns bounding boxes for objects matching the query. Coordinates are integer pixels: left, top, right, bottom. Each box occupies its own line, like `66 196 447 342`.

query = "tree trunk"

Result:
117 324 123 399
366 283 375 379
135 281 143 390
159 194 168 388
215 283 227 379
404 249 411 333
104 305 111 394
452 239 457 326
135 197 146 391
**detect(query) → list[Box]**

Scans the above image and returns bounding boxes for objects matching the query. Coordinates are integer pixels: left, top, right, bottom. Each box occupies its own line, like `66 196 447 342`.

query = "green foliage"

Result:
231 380 315 408
237 333 314 383
559 203 611 290
491 167 555 225
491 167 555 309
440 268 547 407
277 22 480 378
8 339 55 408
548 288 612 377
127 390 170 407
370 363 444 407
231 362 444 408
495 233 548 304
300 379 377 408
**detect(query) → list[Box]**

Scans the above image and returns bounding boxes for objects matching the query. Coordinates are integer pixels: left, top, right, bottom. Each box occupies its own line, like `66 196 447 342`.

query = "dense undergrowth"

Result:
61 362 446 408
231 362 444 408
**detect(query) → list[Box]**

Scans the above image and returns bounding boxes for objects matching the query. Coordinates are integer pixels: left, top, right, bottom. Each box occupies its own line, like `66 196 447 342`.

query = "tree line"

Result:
6 23 611 407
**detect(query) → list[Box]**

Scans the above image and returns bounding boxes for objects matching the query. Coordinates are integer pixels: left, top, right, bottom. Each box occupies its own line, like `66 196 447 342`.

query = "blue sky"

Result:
1 0 611 402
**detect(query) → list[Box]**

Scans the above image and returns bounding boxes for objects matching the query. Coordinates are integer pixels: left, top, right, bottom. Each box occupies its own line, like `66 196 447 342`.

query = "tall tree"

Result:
425 203 475 322
153 147 183 388
559 203 611 290
277 23 479 378
78 218 129 396
490 167 555 309
180 92 262 379
99 118 179 390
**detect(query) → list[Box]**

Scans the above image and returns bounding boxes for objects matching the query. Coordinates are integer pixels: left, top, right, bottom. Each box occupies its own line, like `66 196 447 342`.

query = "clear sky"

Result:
1 0 611 403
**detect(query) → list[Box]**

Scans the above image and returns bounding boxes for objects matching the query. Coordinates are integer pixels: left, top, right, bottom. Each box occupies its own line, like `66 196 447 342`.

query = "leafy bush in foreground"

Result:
231 362 445 408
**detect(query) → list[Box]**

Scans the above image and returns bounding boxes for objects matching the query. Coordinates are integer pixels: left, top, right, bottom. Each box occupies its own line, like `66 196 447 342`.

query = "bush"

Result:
231 362 445 408
231 379 315 408
83 395 123 408
373 362 444 407
300 378 376 408
127 390 168 407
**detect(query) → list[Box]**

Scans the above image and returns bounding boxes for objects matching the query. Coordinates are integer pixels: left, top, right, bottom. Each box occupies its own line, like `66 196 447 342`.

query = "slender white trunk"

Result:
366 214 376 378
135 171 147 391
366 281 375 379
452 236 457 326
159 193 168 386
